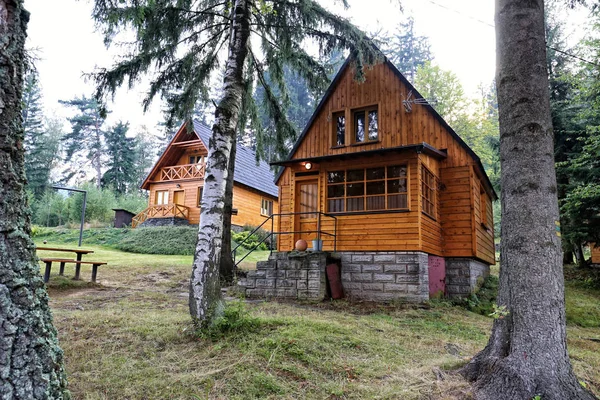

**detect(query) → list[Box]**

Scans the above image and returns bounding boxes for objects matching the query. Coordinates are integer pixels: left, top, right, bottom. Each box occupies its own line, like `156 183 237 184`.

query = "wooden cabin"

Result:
242 57 497 301
591 243 600 265
135 121 278 229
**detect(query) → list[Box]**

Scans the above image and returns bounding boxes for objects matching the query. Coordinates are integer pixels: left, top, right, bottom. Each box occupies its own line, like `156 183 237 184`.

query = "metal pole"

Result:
52 186 87 247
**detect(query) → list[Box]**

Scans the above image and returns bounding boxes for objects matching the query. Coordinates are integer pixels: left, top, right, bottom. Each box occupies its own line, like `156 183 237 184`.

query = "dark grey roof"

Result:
193 120 278 198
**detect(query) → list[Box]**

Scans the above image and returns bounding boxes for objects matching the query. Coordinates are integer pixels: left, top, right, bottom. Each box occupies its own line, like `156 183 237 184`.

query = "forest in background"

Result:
25 5 600 265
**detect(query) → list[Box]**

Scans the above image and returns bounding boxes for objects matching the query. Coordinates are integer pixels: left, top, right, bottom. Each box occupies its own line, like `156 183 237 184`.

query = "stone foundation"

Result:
339 252 430 302
139 217 190 227
445 258 490 298
238 252 327 300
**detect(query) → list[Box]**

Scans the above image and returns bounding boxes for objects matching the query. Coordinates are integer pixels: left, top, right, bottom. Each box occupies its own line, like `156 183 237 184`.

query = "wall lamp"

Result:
304 162 312 170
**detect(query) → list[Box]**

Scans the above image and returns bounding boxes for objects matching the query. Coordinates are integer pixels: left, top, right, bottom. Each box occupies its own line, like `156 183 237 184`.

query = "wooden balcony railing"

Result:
160 163 206 181
131 204 189 228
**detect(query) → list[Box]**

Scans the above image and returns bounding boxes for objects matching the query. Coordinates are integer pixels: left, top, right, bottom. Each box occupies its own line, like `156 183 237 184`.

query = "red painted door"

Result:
428 255 446 298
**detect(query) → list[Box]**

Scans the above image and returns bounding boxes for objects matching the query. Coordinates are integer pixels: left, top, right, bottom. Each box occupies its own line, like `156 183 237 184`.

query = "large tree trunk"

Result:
189 0 250 326
219 139 237 285
460 1 597 399
0 1 70 398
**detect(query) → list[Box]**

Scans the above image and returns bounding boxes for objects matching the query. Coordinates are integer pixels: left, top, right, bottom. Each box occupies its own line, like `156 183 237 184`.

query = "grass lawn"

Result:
39 243 600 399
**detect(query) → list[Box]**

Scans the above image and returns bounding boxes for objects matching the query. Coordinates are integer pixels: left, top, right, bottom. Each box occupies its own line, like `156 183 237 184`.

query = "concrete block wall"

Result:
139 217 190 227
445 258 490 298
238 252 327 300
339 252 430 302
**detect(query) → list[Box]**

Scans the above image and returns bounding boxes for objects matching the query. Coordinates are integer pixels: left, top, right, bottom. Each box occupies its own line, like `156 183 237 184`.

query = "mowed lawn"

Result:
38 244 600 399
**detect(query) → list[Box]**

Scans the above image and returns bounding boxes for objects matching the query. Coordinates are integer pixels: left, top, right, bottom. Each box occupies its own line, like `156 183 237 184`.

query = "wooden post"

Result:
91 264 99 283
59 262 66 276
43 261 52 283
74 263 81 280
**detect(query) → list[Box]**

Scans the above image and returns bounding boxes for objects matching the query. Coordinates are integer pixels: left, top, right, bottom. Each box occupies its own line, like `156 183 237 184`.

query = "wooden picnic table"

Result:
36 246 106 283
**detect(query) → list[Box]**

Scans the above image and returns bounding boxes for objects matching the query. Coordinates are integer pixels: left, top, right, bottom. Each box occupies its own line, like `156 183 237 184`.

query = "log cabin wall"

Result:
473 175 495 264
419 154 443 256
439 166 473 258
591 244 600 264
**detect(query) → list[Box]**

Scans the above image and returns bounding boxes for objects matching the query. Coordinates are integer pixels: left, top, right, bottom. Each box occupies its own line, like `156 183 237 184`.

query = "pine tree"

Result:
133 125 161 191
0 0 70 397
385 17 432 83
460 1 597 398
60 96 108 188
102 121 137 194
91 0 381 326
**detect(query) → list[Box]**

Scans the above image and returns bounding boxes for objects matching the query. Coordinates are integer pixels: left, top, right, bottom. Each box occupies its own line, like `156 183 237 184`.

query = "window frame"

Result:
421 166 436 219
326 164 409 214
261 198 274 217
331 110 346 147
155 190 169 205
480 188 490 228
197 186 203 208
351 105 379 145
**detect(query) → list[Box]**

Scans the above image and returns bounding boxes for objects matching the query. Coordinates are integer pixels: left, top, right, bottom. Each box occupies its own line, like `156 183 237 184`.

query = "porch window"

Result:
261 198 274 216
327 165 408 213
197 187 203 207
156 190 169 205
353 106 378 143
421 166 436 218
189 155 204 164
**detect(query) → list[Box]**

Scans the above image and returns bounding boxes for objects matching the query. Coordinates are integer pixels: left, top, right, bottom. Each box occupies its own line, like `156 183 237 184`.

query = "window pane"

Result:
347 169 364 182
387 179 407 194
336 114 345 146
328 199 344 213
367 167 385 180
388 165 407 178
197 188 203 207
299 183 318 219
347 197 364 212
367 195 385 210
346 183 364 197
354 111 365 142
328 171 345 183
388 194 408 209
368 110 378 140
327 184 344 198
367 181 385 195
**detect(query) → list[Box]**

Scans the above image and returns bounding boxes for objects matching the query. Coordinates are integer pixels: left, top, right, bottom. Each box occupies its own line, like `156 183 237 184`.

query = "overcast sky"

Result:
24 0 584 135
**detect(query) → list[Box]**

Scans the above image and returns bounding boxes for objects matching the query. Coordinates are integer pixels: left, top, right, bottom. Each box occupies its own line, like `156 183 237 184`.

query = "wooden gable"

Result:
141 122 208 190
279 57 496 200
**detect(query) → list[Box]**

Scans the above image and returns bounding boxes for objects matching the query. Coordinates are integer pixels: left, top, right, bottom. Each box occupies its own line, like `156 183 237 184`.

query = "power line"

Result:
423 0 600 68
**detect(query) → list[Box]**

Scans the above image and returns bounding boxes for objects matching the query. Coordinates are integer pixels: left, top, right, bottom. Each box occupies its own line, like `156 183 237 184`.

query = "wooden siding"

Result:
419 154 443 256
290 62 477 175
439 166 473 258
591 243 600 264
473 174 496 264
148 181 277 228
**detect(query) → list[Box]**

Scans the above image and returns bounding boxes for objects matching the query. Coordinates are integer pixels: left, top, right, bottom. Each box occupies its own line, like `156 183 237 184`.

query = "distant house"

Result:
592 244 600 265
134 120 278 229
239 56 497 302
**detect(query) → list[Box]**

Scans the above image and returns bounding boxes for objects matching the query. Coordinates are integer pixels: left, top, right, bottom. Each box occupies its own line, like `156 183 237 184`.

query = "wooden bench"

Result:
40 258 108 283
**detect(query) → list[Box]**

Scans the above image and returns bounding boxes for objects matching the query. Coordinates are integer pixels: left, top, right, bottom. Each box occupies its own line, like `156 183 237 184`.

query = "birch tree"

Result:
91 0 381 326
0 0 70 397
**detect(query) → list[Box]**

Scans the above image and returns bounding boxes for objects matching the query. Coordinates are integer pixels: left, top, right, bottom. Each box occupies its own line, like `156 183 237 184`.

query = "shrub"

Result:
453 275 499 316
114 226 198 255
232 231 268 251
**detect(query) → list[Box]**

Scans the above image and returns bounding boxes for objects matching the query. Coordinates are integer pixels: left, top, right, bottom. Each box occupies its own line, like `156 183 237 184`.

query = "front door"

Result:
173 190 185 206
295 179 319 248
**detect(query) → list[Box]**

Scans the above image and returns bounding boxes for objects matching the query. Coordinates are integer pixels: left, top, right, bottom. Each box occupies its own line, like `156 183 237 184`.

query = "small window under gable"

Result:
332 111 346 146
352 105 378 144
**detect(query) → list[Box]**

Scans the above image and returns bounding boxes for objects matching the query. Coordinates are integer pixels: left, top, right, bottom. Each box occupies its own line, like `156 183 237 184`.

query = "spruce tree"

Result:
60 96 107 188
102 121 137 194
0 0 70 397
385 17 432 83
91 0 381 326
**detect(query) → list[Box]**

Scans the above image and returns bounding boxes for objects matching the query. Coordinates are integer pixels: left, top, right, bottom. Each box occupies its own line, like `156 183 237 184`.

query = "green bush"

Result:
454 275 499 316
114 226 198 255
232 231 268 251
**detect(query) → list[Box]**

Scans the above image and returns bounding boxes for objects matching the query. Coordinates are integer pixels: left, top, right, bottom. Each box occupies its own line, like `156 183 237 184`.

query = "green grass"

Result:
39 243 600 399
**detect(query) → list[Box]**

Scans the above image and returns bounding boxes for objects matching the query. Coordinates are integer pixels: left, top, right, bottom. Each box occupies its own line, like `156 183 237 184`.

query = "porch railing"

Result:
232 212 337 268
131 203 189 228
160 163 206 181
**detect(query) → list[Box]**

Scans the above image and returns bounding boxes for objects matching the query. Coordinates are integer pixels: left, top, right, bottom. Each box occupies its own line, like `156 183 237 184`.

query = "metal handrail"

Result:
232 211 337 267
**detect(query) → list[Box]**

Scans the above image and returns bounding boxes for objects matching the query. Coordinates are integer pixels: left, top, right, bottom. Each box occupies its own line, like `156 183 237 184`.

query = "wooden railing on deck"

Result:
160 163 206 181
131 204 189 228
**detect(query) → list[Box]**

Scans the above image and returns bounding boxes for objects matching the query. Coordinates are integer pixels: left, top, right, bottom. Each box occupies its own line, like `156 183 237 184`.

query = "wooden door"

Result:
173 190 185 205
428 255 446 298
295 179 319 247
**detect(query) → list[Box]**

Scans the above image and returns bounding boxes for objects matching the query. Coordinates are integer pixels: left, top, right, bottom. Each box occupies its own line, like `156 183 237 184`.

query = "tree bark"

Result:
0 1 70 398
219 139 237 285
460 1 597 399
189 0 250 326
573 241 586 268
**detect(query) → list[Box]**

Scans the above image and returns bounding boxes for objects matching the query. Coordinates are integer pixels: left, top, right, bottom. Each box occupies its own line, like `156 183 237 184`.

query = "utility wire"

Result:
423 0 600 68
